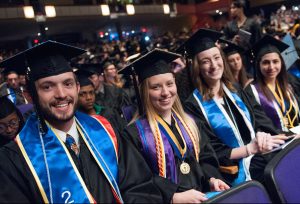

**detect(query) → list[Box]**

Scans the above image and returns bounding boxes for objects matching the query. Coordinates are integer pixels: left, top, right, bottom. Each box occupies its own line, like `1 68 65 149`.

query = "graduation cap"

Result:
0 40 86 82
282 33 299 70
218 38 245 56
75 70 94 87
119 48 181 82
176 28 223 58
250 35 289 61
118 48 181 113
74 63 103 77
0 41 85 134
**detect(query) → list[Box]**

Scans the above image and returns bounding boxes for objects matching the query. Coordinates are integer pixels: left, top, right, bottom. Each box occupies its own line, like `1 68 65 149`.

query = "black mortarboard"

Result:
250 35 289 60
0 40 85 82
219 38 245 56
0 41 85 134
74 63 103 77
75 72 94 87
176 28 223 57
118 48 181 114
119 48 181 83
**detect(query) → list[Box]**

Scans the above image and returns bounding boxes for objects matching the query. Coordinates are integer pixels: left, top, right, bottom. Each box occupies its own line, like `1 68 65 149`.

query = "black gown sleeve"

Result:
0 142 43 203
117 131 164 203
122 124 178 203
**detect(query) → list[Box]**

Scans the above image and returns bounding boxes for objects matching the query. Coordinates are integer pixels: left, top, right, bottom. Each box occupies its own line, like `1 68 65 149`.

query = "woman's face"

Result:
148 73 177 116
0 112 20 140
259 52 282 82
104 64 117 78
227 53 243 72
196 47 224 85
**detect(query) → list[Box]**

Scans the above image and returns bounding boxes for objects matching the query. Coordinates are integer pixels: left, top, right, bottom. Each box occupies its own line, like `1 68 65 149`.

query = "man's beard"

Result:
39 98 78 124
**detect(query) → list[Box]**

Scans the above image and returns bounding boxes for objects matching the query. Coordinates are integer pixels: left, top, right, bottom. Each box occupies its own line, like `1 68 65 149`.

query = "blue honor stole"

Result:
15 112 122 203
193 84 254 186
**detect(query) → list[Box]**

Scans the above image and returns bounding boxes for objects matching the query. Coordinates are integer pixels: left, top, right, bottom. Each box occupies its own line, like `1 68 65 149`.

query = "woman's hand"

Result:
172 189 207 203
209 177 230 191
255 132 287 153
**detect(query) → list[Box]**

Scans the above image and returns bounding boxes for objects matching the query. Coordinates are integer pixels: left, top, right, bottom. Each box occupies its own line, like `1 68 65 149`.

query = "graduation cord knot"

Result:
66 134 79 156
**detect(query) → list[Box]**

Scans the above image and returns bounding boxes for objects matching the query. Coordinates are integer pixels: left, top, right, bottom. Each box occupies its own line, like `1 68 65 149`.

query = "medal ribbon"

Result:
267 82 299 128
155 115 187 161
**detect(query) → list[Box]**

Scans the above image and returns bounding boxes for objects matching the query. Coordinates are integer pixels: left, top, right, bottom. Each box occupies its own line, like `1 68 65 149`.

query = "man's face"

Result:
78 84 95 112
6 73 19 89
19 75 26 86
35 72 80 124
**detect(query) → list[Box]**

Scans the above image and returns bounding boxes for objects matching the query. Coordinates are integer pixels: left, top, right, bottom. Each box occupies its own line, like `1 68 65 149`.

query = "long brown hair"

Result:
227 53 252 88
191 47 236 100
255 52 291 101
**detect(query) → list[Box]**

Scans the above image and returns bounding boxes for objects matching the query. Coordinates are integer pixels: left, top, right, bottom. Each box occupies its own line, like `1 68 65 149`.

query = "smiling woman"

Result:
244 35 300 132
120 48 229 203
183 29 289 186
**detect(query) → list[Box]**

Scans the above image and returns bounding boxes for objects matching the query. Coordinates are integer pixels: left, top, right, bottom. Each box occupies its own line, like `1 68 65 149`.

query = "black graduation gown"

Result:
288 73 300 100
0 129 163 203
95 84 131 117
97 105 127 133
184 86 283 184
123 117 222 202
223 18 262 51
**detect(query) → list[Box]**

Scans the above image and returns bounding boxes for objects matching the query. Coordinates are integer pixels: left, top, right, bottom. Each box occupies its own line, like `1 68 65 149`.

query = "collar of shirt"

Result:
51 118 80 146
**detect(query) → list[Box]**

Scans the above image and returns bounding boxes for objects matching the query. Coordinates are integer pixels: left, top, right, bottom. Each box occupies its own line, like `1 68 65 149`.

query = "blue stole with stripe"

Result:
193 87 253 186
7 88 17 104
16 111 122 203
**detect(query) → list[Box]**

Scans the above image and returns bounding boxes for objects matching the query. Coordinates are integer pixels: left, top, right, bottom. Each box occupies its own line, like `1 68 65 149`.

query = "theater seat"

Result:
264 138 300 203
206 180 272 203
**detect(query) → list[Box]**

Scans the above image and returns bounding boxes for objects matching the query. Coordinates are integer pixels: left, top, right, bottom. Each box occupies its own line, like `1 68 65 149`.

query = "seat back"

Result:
264 138 300 203
206 180 272 203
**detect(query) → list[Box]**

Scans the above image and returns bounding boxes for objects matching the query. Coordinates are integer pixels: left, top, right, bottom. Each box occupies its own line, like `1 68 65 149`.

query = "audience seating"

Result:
264 138 300 203
206 180 272 203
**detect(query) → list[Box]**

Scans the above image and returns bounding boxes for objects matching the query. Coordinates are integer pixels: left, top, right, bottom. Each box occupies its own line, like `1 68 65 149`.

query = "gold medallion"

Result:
180 162 190 174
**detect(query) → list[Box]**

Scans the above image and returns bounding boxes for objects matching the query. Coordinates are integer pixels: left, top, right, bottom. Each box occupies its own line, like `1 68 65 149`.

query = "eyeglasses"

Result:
0 118 20 133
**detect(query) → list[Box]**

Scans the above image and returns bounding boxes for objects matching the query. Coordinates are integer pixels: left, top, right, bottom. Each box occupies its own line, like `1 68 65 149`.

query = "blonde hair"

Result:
130 76 200 175
191 48 236 100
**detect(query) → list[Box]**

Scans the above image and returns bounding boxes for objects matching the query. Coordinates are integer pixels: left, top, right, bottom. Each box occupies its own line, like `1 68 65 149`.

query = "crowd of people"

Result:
0 0 300 203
